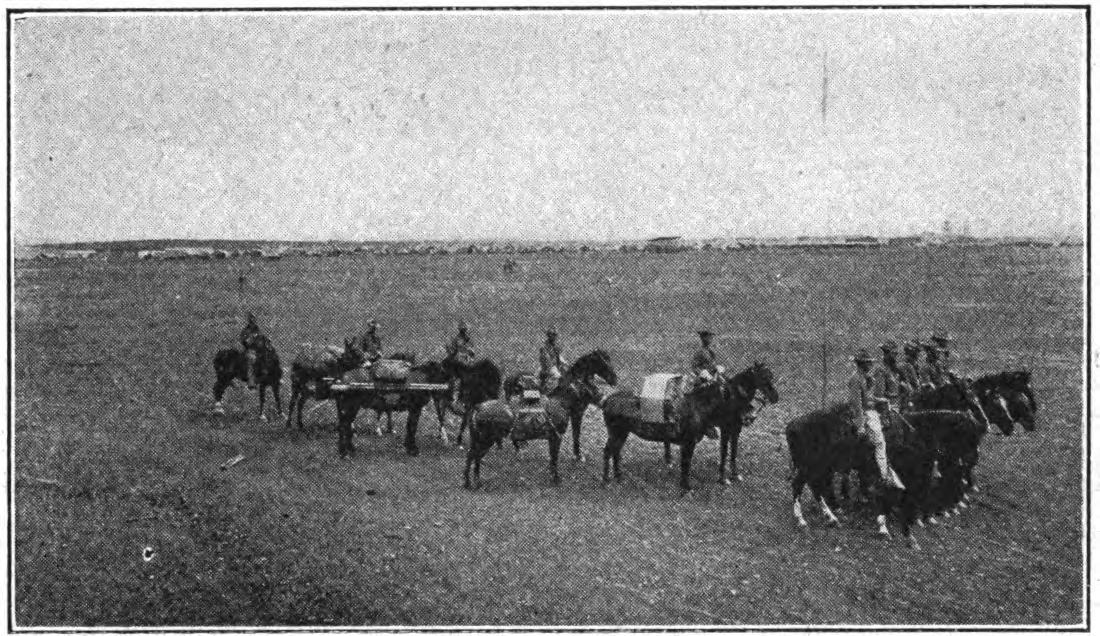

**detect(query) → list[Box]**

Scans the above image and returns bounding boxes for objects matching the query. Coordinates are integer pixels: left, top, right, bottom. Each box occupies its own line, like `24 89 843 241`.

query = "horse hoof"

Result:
574 454 587 464
406 447 419 457
259 413 268 423
958 501 968 510
552 477 561 486
877 528 891 539
796 519 808 529
733 474 743 483
664 463 674 471
907 537 921 550
212 403 225 415
720 478 731 486
926 516 939 526
825 517 840 527
915 518 925 528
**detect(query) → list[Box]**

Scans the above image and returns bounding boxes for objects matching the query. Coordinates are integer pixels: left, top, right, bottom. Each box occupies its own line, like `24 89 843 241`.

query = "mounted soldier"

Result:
689 329 724 439
930 331 955 381
359 319 383 364
446 321 477 402
848 348 905 490
238 313 263 389
538 327 566 393
919 341 947 388
874 340 909 411
897 340 923 409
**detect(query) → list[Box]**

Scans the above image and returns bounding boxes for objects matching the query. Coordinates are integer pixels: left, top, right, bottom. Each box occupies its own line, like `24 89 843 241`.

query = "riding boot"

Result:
704 426 719 440
245 351 258 389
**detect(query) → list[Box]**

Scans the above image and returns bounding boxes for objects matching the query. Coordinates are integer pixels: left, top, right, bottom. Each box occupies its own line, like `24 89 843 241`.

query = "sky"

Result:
10 8 1087 243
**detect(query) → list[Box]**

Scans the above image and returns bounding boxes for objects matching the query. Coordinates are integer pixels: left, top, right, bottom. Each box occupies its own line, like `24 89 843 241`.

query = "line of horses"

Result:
212 336 1038 546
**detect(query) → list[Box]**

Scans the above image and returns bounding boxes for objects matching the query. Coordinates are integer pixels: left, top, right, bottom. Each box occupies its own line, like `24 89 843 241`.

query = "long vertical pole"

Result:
820 315 828 408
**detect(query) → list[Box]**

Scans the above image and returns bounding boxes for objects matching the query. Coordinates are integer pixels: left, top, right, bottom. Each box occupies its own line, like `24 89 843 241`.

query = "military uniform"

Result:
447 331 475 362
238 314 262 389
896 341 923 408
873 341 908 411
930 332 955 385
360 321 382 363
918 343 946 388
690 330 722 439
538 332 565 393
849 349 905 490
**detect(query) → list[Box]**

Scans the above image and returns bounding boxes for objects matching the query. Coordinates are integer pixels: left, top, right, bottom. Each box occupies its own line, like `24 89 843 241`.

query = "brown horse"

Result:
602 362 779 492
212 333 282 420
464 354 612 489
501 350 617 461
333 356 452 458
284 339 366 429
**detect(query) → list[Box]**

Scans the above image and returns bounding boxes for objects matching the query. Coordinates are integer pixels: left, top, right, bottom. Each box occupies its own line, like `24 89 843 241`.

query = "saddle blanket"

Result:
507 395 553 443
639 373 683 424
372 359 412 382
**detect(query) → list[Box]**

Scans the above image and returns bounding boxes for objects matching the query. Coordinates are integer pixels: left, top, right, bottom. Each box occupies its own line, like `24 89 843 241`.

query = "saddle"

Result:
371 358 412 383
507 393 552 443
639 373 684 425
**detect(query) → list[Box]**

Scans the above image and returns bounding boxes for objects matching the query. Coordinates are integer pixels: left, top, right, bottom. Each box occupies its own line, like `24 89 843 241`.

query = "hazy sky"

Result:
11 8 1086 243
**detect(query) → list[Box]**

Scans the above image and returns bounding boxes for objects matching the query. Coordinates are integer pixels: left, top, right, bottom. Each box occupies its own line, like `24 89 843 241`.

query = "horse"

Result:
463 356 609 489
785 404 938 548
284 339 366 430
443 355 503 447
212 333 283 421
602 362 780 493
972 370 1038 435
502 350 618 461
333 355 452 458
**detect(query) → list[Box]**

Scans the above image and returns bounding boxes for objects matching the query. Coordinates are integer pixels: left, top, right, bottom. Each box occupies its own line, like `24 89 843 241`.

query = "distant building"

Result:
644 236 687 253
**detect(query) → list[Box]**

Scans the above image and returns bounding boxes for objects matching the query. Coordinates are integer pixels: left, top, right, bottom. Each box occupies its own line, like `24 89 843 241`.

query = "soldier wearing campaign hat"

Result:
918 340 947 388
539 327 566 393
359 319 383 363
848 348 905 490
897 340 923 406
930 331 955 380
690 329 723 439
873 340 907 411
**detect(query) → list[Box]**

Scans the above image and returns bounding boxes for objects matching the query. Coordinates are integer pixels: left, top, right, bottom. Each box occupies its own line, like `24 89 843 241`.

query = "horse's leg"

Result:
728 425 743 482
257 385 268 422
456 408 470 448
272 380 283 416
405 406 421 457
434 398 449 446
718 429 729 485
386 410 395 435
679 439 698 493
336 398 360 457
792 469 810 528
213 375 229 414
571 407 585 462
548 430 562 485
663 441 673 469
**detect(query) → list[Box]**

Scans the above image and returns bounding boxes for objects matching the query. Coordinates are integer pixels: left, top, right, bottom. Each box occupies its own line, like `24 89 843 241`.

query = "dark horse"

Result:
464 354 613 488
602 362 779 492
972 370 1038 436
443 355 504 447
212 334 283 421
333 355 452 458
284 339 366 429
786 404 938 548
502 350 617 461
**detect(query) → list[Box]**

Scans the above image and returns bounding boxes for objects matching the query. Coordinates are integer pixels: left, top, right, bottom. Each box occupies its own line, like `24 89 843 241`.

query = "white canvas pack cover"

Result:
639 373 683 424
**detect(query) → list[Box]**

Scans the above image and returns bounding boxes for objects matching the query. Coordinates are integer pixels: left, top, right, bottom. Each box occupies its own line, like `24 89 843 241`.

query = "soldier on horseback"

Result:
874 341 910 411
539 327 566 393
446 321 476 402
897 340 923 408
849 348 906 490
690 329 723 439
931 331 955 381
239 313 263 389
919 341 947 388
359 319 383 363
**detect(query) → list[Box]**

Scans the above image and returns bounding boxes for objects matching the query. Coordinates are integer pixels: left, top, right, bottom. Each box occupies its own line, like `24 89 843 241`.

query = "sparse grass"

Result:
12 246 1084 626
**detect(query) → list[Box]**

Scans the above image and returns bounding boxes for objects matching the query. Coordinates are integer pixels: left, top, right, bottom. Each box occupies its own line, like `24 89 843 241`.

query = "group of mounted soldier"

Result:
221 311 1036 544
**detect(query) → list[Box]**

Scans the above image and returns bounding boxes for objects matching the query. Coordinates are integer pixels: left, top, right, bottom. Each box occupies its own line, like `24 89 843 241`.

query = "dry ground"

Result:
12 246 1084 626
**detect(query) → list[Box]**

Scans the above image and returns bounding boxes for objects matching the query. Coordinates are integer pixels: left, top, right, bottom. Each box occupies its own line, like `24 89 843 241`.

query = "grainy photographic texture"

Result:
10 6 1086 628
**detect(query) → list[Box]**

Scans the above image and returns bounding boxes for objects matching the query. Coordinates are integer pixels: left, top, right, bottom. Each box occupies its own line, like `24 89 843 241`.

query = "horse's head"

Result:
570 349 617 387
948 375 995 432
340 338 367 370
748 361 780 405
972 373 1020 436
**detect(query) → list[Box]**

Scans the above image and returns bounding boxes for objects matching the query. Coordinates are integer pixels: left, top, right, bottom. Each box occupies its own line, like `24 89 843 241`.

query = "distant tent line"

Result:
13 235 1080 262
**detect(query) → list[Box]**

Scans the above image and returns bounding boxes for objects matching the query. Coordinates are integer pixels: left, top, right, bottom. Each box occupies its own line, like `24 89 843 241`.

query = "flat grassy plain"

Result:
12 246 1084 626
